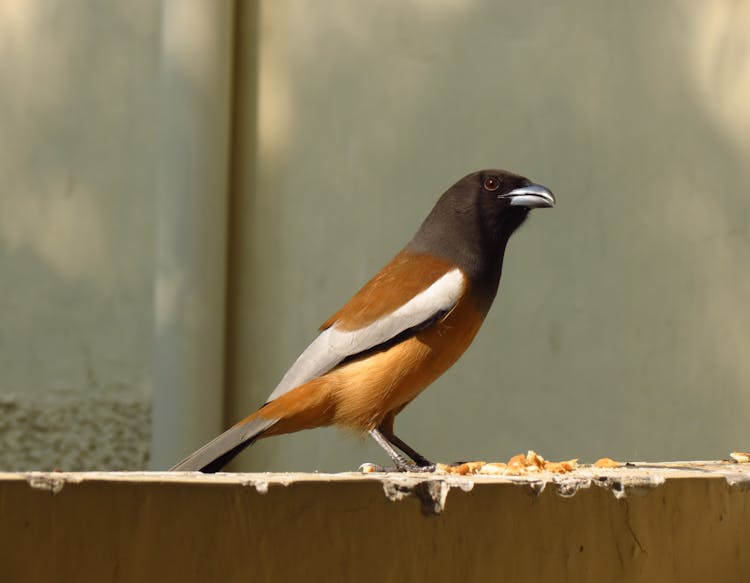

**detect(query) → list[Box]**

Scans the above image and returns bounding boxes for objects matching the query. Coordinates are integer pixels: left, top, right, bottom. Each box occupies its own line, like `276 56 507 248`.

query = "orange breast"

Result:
325 287 485 431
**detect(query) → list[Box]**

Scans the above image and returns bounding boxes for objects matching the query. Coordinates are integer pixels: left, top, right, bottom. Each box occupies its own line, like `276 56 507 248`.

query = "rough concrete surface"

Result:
0 388 150 471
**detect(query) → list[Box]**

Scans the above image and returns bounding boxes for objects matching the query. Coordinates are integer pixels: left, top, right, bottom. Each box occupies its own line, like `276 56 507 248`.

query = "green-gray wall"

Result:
1 1 748 471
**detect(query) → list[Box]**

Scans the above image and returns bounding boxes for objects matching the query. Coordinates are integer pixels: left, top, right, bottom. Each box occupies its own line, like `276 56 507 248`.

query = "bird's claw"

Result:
358 461 436 474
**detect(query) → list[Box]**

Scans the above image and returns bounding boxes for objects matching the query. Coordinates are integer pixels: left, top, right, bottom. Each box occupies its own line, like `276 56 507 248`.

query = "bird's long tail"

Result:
170 415 278 473
170 376 334 472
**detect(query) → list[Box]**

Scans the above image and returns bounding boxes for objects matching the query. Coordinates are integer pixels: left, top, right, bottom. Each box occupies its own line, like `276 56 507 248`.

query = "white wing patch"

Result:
265 268 466 403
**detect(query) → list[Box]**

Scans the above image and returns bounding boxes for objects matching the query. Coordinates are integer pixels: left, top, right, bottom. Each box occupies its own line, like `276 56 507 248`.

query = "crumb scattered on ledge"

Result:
436 450 586 476
730 452 750 464
593 457 622 468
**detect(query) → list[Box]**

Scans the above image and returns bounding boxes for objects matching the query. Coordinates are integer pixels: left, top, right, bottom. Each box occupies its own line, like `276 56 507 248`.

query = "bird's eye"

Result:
483 177 499 191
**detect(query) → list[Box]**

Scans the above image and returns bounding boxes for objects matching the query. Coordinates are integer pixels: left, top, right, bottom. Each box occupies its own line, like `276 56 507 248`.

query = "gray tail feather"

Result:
169 417 278 473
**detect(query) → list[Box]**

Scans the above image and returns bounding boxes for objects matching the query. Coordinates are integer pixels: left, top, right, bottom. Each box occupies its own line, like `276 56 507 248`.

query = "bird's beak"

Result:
499 183 556 208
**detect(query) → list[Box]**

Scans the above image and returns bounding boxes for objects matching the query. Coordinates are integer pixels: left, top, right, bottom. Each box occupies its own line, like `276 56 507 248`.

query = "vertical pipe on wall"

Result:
150 0 235 469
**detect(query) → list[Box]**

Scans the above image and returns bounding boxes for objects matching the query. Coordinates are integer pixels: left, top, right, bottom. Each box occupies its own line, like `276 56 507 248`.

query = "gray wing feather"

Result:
265 268 464 402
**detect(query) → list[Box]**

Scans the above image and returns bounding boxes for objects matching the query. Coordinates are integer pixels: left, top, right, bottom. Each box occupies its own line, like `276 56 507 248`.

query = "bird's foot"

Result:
408 463 436 473
396 461 436 473
389 451 435 473
358 461 435 474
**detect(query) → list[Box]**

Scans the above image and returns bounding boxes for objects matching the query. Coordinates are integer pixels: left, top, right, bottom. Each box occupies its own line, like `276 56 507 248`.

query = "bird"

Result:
171 169 555 473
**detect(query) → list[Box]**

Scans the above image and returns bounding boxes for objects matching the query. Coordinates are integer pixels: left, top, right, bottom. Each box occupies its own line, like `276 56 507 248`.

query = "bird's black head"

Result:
407 168 555 284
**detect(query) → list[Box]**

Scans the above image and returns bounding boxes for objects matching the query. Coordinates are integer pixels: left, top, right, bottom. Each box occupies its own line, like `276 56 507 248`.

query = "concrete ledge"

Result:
1 462 749 582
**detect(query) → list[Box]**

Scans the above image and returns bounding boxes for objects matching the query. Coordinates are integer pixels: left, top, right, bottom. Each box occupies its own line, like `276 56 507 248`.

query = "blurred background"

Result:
1 0 749 472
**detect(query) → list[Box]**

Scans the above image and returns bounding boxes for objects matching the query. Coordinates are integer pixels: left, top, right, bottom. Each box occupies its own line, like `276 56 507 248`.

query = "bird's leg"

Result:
377 426 433 468
368 428 434 472
368 429 413 471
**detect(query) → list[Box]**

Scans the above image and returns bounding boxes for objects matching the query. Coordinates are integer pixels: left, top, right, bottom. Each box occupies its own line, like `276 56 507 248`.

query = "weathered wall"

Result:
0 1 160 469
226 1 750 471
1 1 749 473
